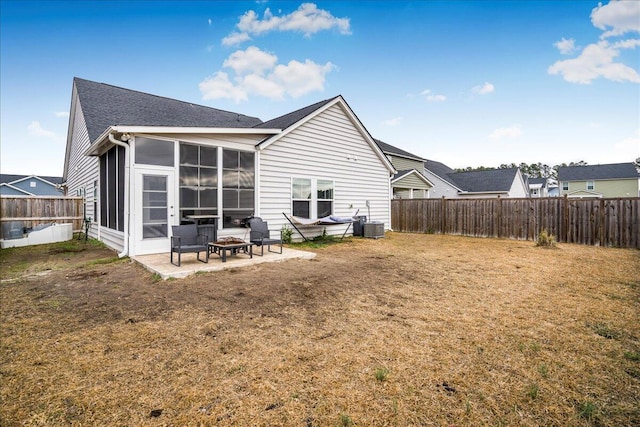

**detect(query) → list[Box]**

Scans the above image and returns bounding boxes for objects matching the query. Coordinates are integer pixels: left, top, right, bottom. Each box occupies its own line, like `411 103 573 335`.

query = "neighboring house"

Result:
63 78 395 256
528 177 549 198
557 162 640 198
374 139 433 199
423 160 529 198
423 159 463 198
0 174 64 196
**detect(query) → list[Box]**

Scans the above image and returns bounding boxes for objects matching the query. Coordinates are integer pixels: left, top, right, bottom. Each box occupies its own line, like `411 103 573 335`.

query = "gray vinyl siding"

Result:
0 186 28 196
423 169 461 199
390 156 424 172
64 93 102 239
11 179 61 196
394 189 412 199
394 174 431 190
259 104 391 239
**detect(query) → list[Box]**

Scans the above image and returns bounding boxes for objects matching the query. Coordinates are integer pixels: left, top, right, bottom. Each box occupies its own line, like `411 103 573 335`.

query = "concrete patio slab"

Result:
132 246 316 280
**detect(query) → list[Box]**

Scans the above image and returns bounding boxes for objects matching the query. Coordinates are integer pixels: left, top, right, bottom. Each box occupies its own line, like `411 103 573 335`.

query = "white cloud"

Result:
208 18 212 26
421 89 446 102
224 3 351 46
199 46 334 102
471 82 495 95
241 73 285 99
54 111 69 118
489 125 523 139
612 38 640 49
199 72 249 103
272 59 335 97
27 121 63 142
550 1 640 85
554 37 577 55
548 40 640 84
382 117 403 127
591 0 640 38
223 46 278 75
222 31 252 46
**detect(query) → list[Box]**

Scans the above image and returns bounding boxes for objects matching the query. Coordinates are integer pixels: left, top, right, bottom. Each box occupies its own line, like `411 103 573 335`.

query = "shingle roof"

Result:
424 159 459 187
0 174 63 185
374 139 424 161
557 163 640 181
74 77 264 142
255 97 338 130
447 168 518 192
527 178 547 186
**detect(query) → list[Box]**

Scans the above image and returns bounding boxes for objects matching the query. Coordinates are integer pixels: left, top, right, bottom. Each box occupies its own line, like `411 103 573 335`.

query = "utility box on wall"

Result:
364 222 384 239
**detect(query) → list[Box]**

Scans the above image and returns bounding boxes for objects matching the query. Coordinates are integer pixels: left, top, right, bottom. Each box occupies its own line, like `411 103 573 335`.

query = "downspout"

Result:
108 133 130 258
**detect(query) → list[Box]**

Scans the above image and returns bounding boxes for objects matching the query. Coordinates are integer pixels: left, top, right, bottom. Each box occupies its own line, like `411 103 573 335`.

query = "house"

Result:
423 160 530 198
374 139 433 199
557 163 640 198
0 174 64 196
63 78 395 256
528 177 549 198
423 159 463 198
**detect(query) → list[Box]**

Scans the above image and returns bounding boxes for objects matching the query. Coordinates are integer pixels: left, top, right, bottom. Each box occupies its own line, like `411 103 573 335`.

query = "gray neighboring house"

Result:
63 78 394 255
374 139 433 199
423 160 529 198
558 163 640 198
0 174 64 196
528 177 549 197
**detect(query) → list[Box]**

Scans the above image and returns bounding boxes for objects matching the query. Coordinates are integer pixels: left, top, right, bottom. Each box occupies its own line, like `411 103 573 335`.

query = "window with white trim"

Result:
562 182 568 191
586 181 595 190
291 178 334 218
222 149 255 228
179 143 217 219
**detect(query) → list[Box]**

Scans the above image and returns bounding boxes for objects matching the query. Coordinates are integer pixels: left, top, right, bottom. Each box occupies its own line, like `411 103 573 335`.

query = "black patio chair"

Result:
248 217 283 256
170 224 209 267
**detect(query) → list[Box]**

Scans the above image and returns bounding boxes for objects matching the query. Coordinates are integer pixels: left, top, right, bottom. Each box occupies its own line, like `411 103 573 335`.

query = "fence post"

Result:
599 198 605 247
441 196 446 234
562 195 569 243
497 196 502 238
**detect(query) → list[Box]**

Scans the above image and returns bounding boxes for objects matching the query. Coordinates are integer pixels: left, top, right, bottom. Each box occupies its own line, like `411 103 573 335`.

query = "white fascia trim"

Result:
385 152 426 163
392 169 434 187
110 125 281 135
9 175 58 187
85 126 281 156
257 96 396 174
257 97 342 151
0 183 33 196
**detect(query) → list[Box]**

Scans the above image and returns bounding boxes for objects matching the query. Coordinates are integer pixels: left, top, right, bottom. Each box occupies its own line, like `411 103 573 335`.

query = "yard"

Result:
1 233 638 426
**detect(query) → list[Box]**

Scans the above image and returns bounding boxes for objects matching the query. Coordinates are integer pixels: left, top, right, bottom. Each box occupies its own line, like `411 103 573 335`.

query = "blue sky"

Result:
1 0 638 176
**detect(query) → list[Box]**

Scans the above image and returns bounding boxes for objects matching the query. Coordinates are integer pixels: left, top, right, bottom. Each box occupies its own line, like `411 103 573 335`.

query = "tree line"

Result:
454 161 591 179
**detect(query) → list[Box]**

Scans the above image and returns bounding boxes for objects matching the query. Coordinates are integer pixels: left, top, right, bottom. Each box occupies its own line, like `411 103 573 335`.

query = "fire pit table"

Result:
208 238 254 263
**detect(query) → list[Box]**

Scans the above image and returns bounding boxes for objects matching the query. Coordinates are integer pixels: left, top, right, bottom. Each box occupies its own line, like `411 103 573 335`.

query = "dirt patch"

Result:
1 233 639 426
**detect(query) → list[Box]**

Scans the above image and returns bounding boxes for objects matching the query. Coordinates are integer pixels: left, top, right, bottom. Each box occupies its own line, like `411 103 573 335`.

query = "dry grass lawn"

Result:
1 232 639 426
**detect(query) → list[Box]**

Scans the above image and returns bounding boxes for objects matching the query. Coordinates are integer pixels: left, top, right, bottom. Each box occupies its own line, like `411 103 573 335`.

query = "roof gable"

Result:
392 169 434 187
255 97 337 130
73 77 263 142
423 159 460 188
0 183 32 196
0 174 63 186
374 139 424 162
257 96 395 173
558 163 640 181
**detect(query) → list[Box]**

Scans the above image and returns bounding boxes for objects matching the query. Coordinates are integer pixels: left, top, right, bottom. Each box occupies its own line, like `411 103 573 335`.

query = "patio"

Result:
132 246 316 280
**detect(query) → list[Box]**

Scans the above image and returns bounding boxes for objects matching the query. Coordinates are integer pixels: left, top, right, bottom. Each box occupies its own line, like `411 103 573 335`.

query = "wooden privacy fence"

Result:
0 196 84 239
391 197 640 249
